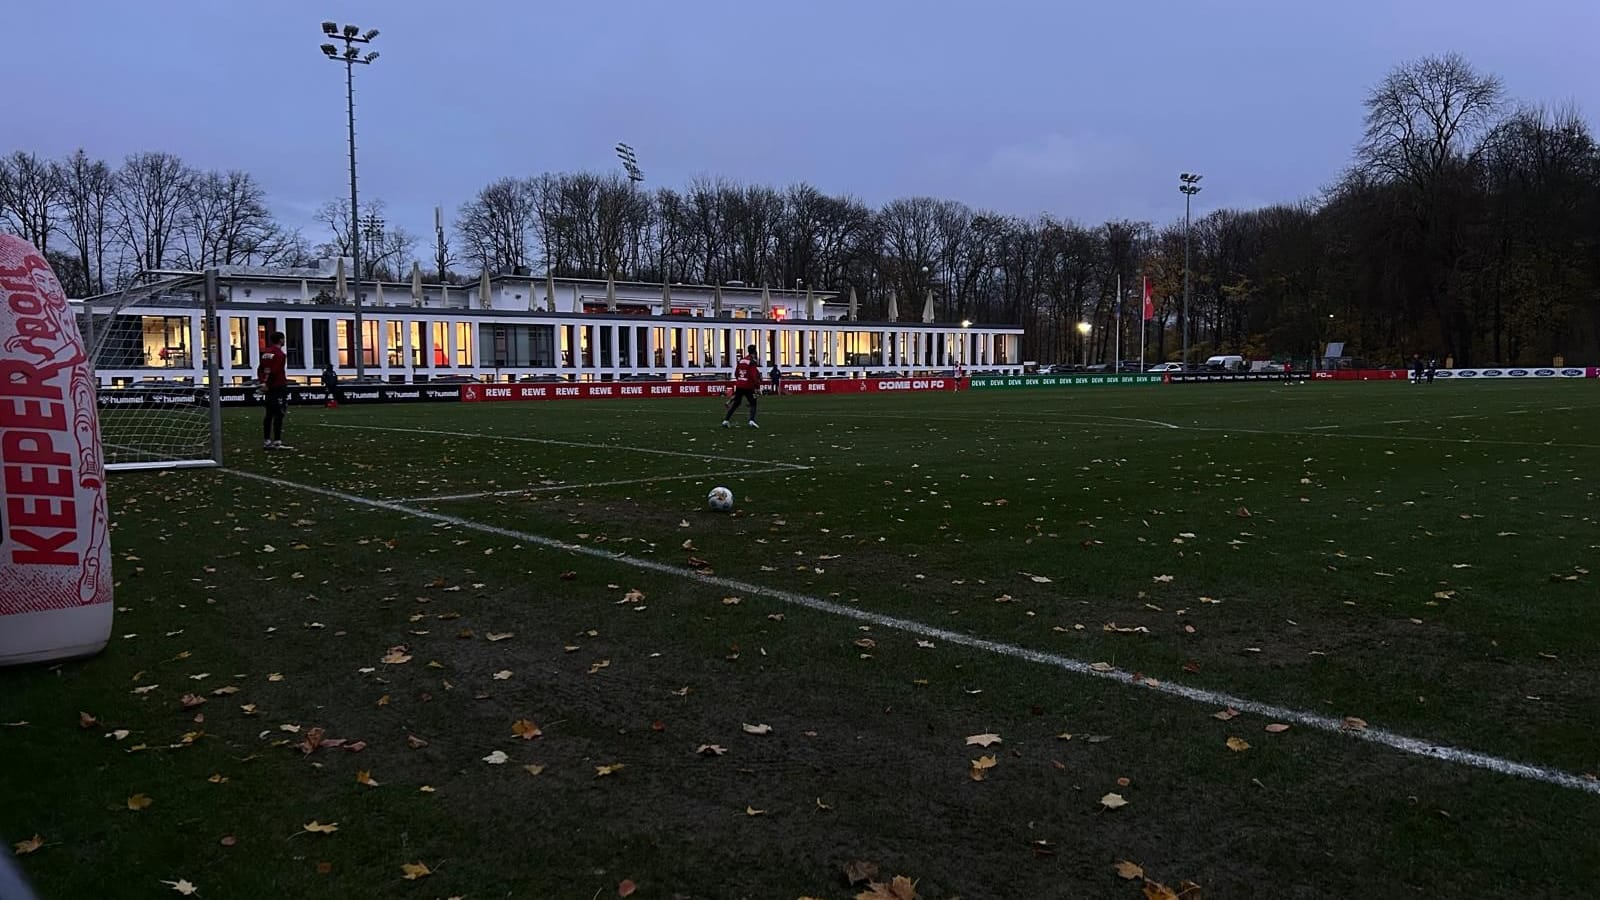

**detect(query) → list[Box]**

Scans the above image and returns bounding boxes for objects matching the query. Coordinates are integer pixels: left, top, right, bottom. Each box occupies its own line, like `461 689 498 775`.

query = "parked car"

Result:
423 374 482 384
1147 362 1185 373
518 374 562 383
1203 354 1247 373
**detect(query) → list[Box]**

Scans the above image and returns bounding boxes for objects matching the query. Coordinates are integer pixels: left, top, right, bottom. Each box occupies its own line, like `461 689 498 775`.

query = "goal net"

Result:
81 270 223 471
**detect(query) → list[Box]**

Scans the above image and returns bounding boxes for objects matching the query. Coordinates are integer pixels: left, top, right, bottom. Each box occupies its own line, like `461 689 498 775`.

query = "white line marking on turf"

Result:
225 465 1600 797
400 468 791 503
1307 424 1341 430
324 423 811 470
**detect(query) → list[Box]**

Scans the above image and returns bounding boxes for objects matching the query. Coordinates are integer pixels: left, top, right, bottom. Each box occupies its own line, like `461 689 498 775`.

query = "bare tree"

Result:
456 177 536 273
0 150 63 251
1358 52 1504 191
176 170 279 269
112 151 194 273
58 149 117 295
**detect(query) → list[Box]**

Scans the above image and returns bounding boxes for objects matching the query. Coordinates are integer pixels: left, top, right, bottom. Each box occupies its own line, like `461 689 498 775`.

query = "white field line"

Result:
401 467 791 503
814 411 1600 451
816 411 1182 431
323 423 811 470
225 466 1600 797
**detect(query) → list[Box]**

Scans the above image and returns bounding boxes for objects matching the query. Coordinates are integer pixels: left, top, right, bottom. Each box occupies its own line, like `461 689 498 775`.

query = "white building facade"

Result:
77 266 1024 385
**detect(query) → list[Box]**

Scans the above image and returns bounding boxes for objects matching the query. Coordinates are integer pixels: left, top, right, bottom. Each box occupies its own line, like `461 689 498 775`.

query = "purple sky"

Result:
5 0 1597 247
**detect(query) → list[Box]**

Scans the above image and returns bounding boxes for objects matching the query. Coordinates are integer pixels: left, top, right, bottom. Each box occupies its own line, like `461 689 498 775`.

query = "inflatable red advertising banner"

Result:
0 234 113 664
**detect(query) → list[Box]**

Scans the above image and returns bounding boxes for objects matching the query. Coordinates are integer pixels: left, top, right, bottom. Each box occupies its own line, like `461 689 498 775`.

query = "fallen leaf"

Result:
1114 860 1145 880
697 744 727 756
1099 792 1128 810
856 875 920 900
595 763 625 777
1029 574 1053 584
492 670 512 681
721 596 742 605
355 770 380 787
1236 506 1252 518
301 821 338 834
1343 716 1369 731
161 879 199 896
106 729 130 741
745 806 767 816
618 879 637 898
78 711 98 729
1265 723 1291 734
483 750 509 765
380 649 412 665
1212 708 1239 721
406 734 429 749
400 862 431 880
844 860 881 886
1226 736 1251 752
376 694 390 707
1143 881 1181 900
969 755 997 781
209 685 239 697
178 694 206 710
588 659 611 674
418 786 436 793
512 719 542 740
742 723 772 735
127 794 154 811
485 632 514 642
13 835 44 856
523 764 546 776
964 733 1002 748
207 773 228 784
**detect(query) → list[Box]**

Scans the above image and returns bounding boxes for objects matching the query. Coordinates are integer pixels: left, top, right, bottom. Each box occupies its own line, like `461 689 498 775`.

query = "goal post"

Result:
83 268 225 472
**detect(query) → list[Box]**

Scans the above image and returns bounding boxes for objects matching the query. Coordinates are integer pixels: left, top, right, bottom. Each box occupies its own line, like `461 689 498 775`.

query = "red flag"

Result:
1142 277 1155 321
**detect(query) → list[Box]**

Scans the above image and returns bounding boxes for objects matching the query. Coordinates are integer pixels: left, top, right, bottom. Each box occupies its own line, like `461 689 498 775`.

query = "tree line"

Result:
5 53 1597 365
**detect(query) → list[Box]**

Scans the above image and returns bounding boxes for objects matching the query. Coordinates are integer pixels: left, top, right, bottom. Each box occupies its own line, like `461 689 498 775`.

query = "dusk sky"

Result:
5 0 1597 248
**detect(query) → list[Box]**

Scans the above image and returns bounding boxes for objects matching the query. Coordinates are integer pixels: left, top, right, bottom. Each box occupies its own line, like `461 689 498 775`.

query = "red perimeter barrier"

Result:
459 376 961 402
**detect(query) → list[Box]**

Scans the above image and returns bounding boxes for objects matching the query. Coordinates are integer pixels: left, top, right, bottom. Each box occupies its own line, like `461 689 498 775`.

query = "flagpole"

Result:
1114 272 1122 372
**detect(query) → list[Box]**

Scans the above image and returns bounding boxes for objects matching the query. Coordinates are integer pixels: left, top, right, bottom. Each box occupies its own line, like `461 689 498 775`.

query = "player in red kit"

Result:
257 331 292 450
721 344 761 429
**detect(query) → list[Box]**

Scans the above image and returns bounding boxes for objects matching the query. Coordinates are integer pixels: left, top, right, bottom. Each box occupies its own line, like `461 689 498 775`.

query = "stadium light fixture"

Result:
318 19 382 377
1077 321 1092 336
1178 171 1204 367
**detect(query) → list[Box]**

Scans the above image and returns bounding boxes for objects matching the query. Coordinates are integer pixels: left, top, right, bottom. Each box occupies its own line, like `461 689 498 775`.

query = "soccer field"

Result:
4 381 1599 898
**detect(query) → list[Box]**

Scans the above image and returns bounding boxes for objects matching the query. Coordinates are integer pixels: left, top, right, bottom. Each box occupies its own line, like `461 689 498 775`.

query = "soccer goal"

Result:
81 269 224 471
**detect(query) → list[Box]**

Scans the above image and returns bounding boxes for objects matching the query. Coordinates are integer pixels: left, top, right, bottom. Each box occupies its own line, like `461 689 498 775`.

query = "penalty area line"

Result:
224 465 1600 798
399 467 797 503
322 423 812 471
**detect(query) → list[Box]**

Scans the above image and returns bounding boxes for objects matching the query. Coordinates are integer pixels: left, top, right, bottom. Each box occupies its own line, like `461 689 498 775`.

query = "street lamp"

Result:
1178 172 1203 368
1077 320 1092 366
320 20 380 378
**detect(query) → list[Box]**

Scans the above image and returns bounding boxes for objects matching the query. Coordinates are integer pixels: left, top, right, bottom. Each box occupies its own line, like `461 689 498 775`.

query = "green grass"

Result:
3 381 1599 899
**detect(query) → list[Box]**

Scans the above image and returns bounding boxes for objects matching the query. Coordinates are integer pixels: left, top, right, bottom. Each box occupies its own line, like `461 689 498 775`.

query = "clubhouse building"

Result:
75 261 1025 386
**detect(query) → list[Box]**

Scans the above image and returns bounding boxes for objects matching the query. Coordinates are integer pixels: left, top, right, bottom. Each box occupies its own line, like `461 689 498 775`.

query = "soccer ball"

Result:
707 486 735 512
